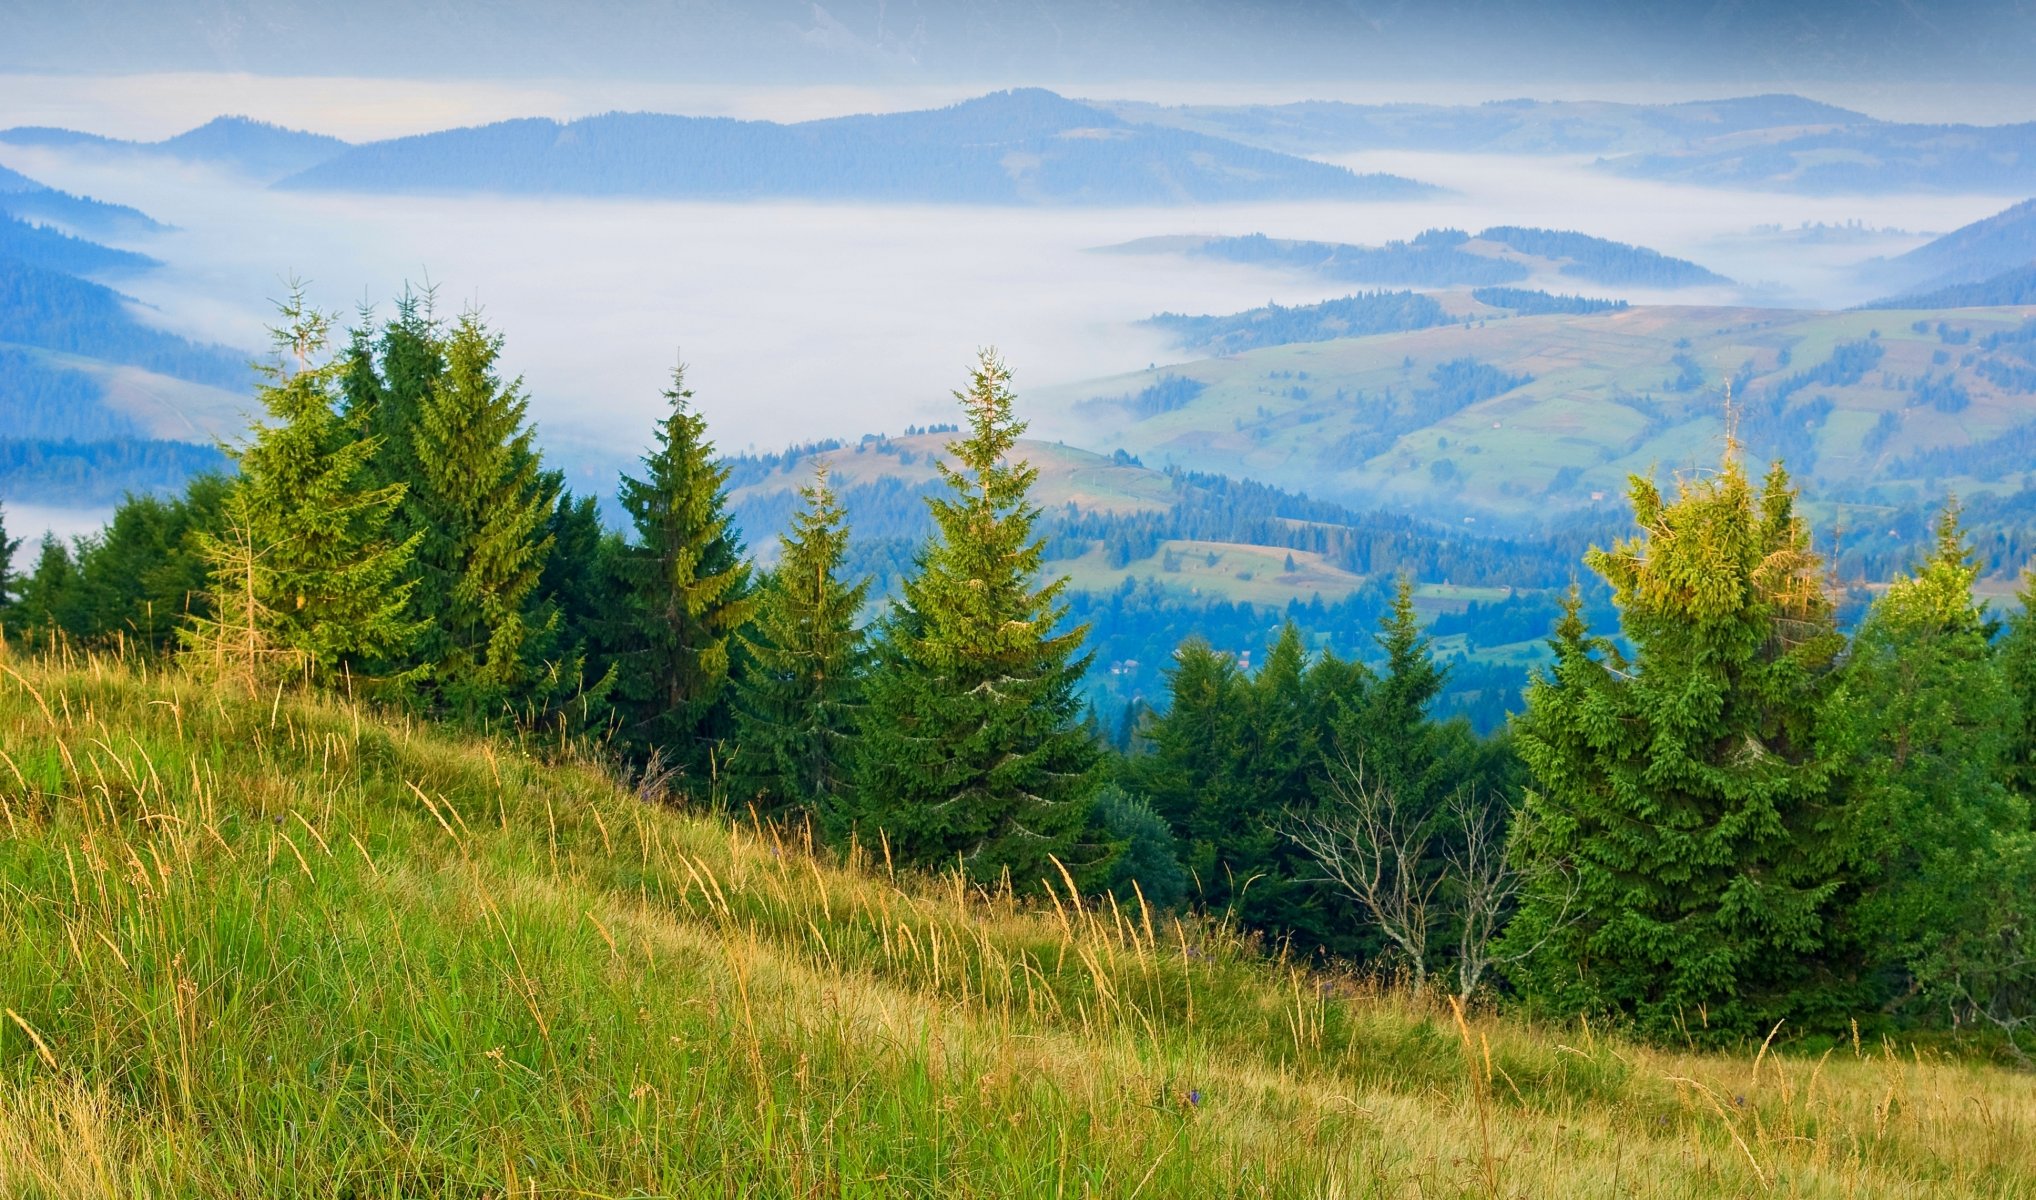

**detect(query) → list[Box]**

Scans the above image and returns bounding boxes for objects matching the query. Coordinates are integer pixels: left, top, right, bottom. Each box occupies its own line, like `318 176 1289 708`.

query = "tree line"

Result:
4 289 2035 1050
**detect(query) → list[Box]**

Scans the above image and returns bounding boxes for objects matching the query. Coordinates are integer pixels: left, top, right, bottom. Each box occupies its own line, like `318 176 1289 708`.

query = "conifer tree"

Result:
341 287 444 519
407 310 558 717
731 465 869 823
608 366 755 780
1831 503 2028 1010
16 535 81 641
0 503 20 630
1504 449 1851 1037
2002 573 2036 802
852 350 1101 887
213 288 420 684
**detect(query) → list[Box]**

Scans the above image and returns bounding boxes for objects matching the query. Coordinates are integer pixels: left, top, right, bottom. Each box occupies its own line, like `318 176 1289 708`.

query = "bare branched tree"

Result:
1447 791 1581 1001
1285 750 1441 989
1288 751 1585 1001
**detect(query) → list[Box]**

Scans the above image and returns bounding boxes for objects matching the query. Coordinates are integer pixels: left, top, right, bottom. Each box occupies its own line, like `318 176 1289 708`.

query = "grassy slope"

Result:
2 658 2032 1197
1047 304 2036 521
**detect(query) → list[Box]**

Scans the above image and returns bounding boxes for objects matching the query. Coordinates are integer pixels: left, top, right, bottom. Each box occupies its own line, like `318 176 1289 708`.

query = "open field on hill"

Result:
1049 303 2036 524
1 655 2032 1197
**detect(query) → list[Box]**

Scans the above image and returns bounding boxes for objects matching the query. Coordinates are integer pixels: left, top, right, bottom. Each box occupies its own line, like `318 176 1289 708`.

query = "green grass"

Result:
3 654 2034 1197
1039 303 2036 521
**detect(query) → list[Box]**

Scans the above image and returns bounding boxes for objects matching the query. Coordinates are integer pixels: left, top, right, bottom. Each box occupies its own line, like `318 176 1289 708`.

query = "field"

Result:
2 654 2033 1197
1046 302 2036 523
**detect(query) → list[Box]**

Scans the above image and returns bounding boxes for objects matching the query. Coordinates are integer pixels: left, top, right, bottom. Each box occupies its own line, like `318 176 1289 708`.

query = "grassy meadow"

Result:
1 653 2032 1197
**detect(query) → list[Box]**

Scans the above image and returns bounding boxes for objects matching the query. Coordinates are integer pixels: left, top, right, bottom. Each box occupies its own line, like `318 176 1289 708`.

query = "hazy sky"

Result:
5 73 2036 145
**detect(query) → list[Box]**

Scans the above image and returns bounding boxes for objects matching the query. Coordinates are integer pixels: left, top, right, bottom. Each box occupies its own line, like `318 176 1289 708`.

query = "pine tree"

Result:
1833 504 2029 1010
2002 573 2036 803
852 350 1101 888
18 534 86 646
179 486 302 692
342 287 444 521
730 466 869 824
608 366 755 781
1503 449 1851 1038
407 310 558 717
0 503 21 631
216 288 420 684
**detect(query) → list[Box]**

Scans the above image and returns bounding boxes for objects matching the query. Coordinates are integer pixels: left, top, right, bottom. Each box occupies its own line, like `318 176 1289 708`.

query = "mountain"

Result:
1597 121 2036 195
1112 227 1730 292
1866 198 2036 299
276 90 1435 205
0 212 157 275
0 116 351 180
1102 94 1871 157
0 161 165 236
1865 264 2036 310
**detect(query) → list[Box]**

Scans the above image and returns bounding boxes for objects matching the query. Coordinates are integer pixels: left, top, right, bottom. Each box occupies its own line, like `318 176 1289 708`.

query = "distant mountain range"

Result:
0 117 353 181
0 162 252 508
1109 95 2036 196
1111 227 1730 293
274 90 1433 205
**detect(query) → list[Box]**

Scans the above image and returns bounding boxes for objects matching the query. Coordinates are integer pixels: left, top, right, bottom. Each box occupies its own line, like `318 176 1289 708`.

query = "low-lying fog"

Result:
0 78 2027 517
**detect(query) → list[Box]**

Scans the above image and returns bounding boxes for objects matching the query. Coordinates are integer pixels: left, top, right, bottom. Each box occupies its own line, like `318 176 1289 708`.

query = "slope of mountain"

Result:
0 213 157 274
4 658 2023 1195
0 161 165 237
0 257 248 390
1866 197 2036 298
1597 121 2036 194
276 90 1436 204
1102 94 1870 156
1111 227 1730 293
1046 301 2036 558
0 116 351 180
1867 263 2036 310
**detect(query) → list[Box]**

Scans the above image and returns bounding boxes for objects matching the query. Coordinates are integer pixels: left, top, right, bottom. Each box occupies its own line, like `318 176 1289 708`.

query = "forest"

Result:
5 287 2036 1053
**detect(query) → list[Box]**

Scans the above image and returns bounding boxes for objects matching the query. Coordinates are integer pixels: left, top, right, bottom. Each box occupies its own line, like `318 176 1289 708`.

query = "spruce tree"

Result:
0 503 20 630
2001 573 2036 803
215 289 420 684
852 350 1101 888
407 310 558 717
1831 504 2027 1011
731 465 869 824
1504 449 1851 1038
608 366 755 781
16 535 81 642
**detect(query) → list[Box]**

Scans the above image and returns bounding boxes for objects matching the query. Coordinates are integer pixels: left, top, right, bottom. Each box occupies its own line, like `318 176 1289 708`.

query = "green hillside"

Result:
3 656 2033 1196
1054 302 2036 528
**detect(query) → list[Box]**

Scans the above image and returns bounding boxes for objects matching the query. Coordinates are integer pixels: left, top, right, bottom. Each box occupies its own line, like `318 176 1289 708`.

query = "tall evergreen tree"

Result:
731 465 869 823
608 366 755 780
341 287 444 521
407 310 558 717
214 289 420 684
1504 449 1852 1038
16 535 81 642
2001 572 2036 804
0 503 21 630
1832 505 2029 1012
851 350 1101 888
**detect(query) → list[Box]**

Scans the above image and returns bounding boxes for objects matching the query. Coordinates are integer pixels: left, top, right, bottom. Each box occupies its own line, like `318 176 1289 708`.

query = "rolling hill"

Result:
1046 300 2036 554
3 657 2029 1196
1110 227 1731 294
275 90 1436 205
0 116 351 181
1864 197 2036 301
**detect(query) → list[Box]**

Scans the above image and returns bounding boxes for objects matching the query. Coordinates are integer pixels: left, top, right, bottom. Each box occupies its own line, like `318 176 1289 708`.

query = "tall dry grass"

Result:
0 652 2031 1197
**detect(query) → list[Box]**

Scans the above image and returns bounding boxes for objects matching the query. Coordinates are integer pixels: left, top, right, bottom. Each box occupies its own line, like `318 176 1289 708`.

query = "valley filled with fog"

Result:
2 83 2026 516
